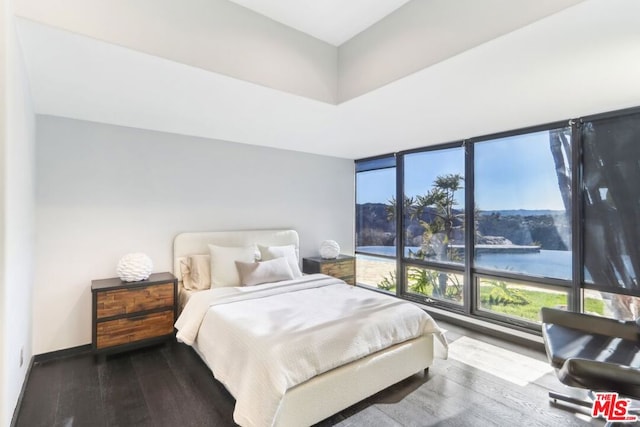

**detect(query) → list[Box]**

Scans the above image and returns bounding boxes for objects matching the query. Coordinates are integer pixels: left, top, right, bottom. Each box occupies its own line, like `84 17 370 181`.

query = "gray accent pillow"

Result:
235 257 295 286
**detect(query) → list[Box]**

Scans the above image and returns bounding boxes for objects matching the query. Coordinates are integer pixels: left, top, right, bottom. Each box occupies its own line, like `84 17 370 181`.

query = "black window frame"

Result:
398 142 467 311
354 105 640 333
354 154 398 294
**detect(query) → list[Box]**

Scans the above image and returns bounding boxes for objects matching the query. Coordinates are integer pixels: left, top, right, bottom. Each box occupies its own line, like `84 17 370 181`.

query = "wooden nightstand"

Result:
91 272 177 354
303 255 355 285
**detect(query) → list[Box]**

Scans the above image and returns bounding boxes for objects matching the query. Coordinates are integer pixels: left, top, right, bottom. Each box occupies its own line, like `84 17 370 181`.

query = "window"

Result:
355 156 396 292
356 254 396 292
582 112 640 291
582 111 640 320
476 276 568 324
405 265 463 305
403 147 465 265
582 289 637 321
474 127 572 281
354 106 640 332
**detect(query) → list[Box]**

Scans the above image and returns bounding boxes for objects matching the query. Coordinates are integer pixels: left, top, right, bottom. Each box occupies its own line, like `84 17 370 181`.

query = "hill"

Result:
356 203 570 250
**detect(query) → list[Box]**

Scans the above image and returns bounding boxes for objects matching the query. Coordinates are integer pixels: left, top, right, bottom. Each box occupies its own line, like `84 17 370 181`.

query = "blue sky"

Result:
357 130 568 211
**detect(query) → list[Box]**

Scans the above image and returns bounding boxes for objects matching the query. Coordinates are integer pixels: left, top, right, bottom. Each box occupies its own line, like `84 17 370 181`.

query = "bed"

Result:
173 229 447 427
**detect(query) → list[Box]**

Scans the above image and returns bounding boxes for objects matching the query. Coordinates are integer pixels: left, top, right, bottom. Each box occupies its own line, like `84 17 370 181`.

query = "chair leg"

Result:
549 390 593 409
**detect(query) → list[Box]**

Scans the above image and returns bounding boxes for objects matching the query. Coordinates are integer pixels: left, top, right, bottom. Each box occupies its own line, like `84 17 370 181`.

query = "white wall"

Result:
0 0 7 422
14 0 338 103
1 3 36 425
338 0 584 102
34 116 354 354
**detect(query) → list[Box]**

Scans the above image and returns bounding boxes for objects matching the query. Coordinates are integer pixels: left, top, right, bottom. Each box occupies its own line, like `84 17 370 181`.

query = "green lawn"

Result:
479 285 605 322
379 274 606 323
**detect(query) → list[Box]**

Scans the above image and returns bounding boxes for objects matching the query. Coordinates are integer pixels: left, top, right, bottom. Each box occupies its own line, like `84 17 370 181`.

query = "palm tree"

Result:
412 174 464 298
384 174 465 299
414 173 464 262
384 195 415 222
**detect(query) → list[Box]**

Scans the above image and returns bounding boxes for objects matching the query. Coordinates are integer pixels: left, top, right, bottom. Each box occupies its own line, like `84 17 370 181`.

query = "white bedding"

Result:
175 274 447 427
177 281 196 312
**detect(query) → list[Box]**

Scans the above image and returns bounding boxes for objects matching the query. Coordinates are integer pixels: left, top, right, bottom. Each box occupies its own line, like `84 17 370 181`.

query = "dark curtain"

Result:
583 113 640 291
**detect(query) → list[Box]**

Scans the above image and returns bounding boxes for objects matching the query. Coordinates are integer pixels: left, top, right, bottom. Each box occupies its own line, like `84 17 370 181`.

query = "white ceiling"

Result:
227 0 410 46
14 0 640 160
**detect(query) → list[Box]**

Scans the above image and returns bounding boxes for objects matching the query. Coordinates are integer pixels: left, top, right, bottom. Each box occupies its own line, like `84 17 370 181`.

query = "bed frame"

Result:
173 229 435 427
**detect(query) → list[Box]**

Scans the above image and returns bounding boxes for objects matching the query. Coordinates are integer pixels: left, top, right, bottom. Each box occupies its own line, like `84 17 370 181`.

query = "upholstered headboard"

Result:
172 229 300 282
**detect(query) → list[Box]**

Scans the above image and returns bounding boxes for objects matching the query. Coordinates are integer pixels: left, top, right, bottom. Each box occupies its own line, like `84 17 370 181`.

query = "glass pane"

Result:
356 254 396 293
477 277 568 323
583 289 639 321
403 148 465 264
356 165 396 256
356 156 396 172
583 112 640 292
474 127 572 280
405 266 464 305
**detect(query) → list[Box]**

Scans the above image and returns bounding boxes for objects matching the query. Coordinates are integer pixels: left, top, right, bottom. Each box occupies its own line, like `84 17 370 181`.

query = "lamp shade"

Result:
319 240 340 259
117 253 153 282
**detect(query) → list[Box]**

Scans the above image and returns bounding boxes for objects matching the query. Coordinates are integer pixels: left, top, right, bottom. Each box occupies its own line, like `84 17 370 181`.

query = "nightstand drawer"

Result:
96 282 174 319
321 260 354 278
96 310 174 349
303 255 355 285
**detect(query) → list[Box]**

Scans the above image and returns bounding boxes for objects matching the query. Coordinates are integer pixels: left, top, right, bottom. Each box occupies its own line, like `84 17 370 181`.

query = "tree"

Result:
385 195 415 222
383 174 464 299
412 174 464 298
414 174 465 262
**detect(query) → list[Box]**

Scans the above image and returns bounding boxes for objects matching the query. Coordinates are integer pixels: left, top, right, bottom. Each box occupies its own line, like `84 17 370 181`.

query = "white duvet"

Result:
175 274 447 427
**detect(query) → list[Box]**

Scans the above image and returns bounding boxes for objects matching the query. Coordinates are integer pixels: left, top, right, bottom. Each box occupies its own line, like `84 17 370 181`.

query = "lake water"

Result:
357 246 572 280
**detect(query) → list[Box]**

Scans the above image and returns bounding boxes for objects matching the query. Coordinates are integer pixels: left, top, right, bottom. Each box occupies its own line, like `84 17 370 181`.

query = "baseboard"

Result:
32 343 93 364
10 356 34 427
12 344 97 425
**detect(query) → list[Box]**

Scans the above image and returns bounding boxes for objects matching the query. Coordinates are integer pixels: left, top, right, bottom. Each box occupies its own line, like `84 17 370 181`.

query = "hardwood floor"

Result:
14 322 605 426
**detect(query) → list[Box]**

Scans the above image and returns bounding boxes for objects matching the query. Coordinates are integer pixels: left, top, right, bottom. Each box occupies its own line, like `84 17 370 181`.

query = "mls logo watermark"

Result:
591 392 638 423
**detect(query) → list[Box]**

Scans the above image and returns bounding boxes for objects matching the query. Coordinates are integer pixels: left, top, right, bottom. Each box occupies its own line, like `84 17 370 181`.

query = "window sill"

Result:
419 303 545 351
355 283 545 351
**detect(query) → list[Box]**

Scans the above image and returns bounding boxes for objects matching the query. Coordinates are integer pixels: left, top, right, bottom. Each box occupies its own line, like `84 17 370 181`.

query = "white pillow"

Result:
235 257 294 286
208 244 257 287
258 244 302 277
